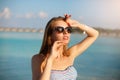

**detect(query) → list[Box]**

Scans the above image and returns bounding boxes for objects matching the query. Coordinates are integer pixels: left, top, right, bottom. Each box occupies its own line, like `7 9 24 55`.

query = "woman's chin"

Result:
63 41 69 45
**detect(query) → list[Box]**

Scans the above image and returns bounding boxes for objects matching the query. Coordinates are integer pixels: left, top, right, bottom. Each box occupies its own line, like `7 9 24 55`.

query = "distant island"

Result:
0 27 120 37
72 27 120 37
94 27 120 37
0 27 44 33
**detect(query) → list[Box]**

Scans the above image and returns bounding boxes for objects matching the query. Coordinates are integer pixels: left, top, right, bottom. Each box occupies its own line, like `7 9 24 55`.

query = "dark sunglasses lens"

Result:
66 27 72 33
55 27 72 33
55 27 64 33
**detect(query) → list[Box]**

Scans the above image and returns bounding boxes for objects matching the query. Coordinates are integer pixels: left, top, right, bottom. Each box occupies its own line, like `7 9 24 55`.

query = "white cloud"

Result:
0 8 48 19
16 13 35 19
38 11 48 18
25 13 35 19
16 12 48 19
0 8 11 19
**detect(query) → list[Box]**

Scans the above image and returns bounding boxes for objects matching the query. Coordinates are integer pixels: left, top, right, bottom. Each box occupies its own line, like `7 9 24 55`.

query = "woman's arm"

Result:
68 19 99 58
31 54 53 80
32 54 43 80
40 58 53 80
40 41 64 80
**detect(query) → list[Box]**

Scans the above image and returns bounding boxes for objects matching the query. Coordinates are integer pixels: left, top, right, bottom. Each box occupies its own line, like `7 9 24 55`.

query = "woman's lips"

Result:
63 36 69 40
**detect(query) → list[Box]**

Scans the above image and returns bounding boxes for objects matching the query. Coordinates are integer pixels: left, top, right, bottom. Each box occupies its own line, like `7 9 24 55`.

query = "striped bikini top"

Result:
50 66 77 80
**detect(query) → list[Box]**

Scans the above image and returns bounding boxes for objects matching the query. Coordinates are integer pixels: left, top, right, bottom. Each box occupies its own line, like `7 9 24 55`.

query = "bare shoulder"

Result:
31 54 45 80
32 54 43 61
32 54 45 65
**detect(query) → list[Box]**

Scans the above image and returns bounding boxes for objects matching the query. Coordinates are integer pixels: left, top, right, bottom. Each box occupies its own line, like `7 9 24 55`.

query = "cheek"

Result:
51 33 63 41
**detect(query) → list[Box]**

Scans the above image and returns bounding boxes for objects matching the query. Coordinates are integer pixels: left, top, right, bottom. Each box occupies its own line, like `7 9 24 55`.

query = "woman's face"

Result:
51 20 71 45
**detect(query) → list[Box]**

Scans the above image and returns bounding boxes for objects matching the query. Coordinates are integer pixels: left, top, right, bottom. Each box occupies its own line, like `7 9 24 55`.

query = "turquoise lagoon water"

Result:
0 32 120 80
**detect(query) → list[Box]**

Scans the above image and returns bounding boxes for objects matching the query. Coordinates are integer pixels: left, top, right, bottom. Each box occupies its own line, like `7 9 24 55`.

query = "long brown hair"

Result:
39 16 70 56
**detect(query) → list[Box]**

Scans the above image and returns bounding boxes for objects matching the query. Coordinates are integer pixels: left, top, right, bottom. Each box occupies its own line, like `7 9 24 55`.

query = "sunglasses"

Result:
53 26 72 33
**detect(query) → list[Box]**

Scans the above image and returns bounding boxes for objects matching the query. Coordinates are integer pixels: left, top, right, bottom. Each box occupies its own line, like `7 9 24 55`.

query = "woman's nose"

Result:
63 29 68 34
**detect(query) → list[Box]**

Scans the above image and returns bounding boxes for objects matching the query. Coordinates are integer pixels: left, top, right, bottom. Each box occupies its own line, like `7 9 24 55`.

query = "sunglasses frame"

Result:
53 26 72 33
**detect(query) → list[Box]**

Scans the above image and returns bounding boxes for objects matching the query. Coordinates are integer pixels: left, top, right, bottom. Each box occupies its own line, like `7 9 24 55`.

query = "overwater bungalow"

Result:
0 27 4 31
10 27 17 32
37 28 44 33
31 28 37 32
4 27 11 32
17 28 24 32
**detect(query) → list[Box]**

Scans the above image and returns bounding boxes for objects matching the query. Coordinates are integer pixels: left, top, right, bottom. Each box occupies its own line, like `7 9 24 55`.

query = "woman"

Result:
32 14 99 80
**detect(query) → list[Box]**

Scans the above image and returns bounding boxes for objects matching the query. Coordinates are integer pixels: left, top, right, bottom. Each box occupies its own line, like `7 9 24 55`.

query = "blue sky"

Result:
0 0 120 29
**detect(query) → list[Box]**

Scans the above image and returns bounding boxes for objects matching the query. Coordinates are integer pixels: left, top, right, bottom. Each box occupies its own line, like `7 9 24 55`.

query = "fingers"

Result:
64 14 71 22
64 14 80 27
53 41 64 50
64 14 72 26
64 14 71 20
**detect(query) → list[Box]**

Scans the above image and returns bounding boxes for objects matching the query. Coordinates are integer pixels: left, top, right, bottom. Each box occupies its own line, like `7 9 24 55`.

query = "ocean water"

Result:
0 32 120 80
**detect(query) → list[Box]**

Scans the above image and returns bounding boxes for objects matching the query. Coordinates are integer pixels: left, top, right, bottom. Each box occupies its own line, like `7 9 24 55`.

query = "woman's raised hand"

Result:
48 41 64 60
64 14 83 28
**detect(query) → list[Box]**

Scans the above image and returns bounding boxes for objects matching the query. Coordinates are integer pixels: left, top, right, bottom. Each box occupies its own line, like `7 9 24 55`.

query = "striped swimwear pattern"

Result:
50 66 77 80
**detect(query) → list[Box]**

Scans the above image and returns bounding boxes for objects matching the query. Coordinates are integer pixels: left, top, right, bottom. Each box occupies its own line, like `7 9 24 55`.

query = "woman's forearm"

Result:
77 24 99 38
40 58 53 80
40 41 63 80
